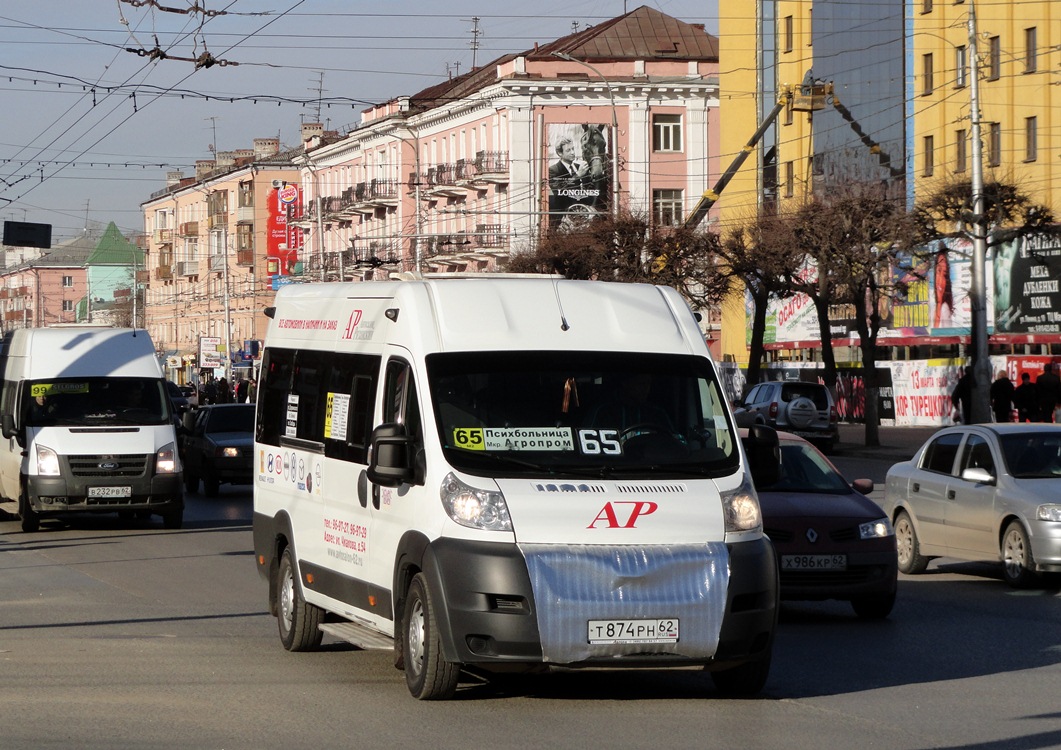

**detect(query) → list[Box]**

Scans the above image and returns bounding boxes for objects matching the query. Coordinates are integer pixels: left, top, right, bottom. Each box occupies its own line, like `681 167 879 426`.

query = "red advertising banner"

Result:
267 184 303 275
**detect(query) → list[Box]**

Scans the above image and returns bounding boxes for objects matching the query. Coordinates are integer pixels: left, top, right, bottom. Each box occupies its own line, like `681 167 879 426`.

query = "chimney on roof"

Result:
253 138 280 159
165 171 184 187
301 122 324 146
195 160 216 180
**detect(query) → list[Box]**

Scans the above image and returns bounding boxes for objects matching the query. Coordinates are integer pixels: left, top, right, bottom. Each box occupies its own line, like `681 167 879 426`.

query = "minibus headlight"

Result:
1038 504 1061 522
156 443 178 474
721 475 762 532
440 472 512 532
36 444 60 476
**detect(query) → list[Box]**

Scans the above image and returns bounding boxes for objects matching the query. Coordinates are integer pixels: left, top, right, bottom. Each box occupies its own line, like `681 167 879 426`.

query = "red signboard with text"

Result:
268 184 303 276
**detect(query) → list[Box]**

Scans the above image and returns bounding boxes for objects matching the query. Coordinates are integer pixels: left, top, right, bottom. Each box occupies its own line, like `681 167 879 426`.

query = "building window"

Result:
988 122 1002 167
782 15 793 53
62 275 73 287
955 129 967 173
954 45 967 88
784 161 794 198
988 36 1001 80
1025 117 1037 162
921 53 934 95
1024 27 1037 73
62 300 74 312
923 135 935 176
652 189 684 226
652 114 682 152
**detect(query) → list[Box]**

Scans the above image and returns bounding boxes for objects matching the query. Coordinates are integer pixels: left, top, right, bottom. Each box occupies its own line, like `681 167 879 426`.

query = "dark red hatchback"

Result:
754 431 898 619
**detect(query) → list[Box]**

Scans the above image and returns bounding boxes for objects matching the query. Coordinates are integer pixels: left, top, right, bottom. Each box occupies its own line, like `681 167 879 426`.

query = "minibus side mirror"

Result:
743 424 781 488
367 422 416 488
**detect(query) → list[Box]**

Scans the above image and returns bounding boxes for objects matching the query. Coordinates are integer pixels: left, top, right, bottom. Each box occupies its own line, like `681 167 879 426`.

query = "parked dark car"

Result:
752 431 898 619
181 403 255 496
166 380 191 415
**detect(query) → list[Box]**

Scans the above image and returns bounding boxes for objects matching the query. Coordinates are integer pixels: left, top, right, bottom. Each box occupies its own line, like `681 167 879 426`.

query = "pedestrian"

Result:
217 377 231 404
235 378 249 404
1013 372 1037 423
951 366 974 424
1035 363 1060 422
989 371 1015 423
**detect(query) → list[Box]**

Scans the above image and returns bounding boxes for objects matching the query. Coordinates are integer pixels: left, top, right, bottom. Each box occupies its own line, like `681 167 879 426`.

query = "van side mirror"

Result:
743 424 781 488
1 413 16 440
367 422 417 488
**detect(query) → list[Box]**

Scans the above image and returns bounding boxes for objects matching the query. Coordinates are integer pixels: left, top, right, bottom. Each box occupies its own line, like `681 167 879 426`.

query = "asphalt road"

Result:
1 464 1059 750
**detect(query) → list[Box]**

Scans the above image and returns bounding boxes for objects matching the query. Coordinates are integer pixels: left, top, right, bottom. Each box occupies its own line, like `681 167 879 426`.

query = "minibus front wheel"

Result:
403 573 460 700
277 547 323 651
18 486 39 533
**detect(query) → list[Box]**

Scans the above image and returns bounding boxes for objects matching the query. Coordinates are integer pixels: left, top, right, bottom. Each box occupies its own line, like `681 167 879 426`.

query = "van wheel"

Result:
18 490 39 533
161 506 183 530
709 649 771 697
277 547 323 651
403 573 460 700
203 475 220 497
184 471 199 494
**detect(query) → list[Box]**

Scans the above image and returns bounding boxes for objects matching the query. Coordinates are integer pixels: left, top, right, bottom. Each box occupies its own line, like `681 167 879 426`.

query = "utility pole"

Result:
467 17 482 70
967 0 991 423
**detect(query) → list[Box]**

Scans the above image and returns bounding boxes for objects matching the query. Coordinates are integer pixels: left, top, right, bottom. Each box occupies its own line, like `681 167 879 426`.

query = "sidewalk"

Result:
833 423 939 462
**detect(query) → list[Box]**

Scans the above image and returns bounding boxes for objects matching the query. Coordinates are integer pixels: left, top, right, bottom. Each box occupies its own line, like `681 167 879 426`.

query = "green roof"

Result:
86 222 144 266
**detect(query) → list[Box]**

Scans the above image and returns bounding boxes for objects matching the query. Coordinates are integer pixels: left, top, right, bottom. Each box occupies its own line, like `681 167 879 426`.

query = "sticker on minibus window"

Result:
325 392 350 440
31 382 89 397
452 426 575 452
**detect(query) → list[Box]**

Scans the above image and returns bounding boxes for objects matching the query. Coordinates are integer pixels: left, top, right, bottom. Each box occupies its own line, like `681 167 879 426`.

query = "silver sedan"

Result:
882 424 1061 587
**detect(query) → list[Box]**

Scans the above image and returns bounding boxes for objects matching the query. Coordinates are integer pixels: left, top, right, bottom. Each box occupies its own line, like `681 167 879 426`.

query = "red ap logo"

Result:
342 309 363 339
587 501 658 529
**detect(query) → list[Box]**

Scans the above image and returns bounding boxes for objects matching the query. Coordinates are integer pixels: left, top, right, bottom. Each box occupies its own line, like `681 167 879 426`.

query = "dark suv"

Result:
738 381 838 452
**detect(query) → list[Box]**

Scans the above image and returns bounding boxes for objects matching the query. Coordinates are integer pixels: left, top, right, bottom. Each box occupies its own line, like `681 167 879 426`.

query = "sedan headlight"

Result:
1038 505 1061 522
218 446 242 458
156 442 178 474
721 475 762 532
440 472 512 532
36 444 60 476
859 517 894 540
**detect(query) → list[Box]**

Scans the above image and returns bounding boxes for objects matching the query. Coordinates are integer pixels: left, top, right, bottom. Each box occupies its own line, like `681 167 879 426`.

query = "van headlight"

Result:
859 517 894 539
156 443 178 474
36 444 60 476
440 472 512 532
721 475 762 532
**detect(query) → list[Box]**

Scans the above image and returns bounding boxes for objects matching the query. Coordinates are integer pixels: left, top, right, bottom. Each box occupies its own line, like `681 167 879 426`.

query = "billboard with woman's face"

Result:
993 234 1061 334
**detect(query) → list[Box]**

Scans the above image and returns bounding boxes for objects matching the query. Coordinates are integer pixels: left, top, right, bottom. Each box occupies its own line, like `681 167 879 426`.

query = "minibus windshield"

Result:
22 377 171 427
427 351 739 478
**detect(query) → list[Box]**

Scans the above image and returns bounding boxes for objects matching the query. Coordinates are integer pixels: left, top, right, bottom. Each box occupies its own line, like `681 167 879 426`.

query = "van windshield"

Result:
427 351 739 479
22 377 171 427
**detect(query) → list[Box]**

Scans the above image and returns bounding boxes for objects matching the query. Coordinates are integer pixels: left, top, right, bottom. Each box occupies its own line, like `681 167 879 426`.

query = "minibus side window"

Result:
384 359 422 442
292 349 327 442
321 353 379 464
256 347 294 446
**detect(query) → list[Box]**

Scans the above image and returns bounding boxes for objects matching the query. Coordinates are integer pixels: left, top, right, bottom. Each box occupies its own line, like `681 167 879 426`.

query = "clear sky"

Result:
0 1 717 243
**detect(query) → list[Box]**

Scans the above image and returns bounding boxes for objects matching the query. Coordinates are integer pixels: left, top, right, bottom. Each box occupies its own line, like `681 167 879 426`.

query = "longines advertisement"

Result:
545 123 612 230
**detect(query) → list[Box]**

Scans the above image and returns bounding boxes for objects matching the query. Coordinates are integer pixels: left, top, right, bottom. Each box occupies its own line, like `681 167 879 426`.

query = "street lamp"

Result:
551 52 620 217
392 125 424 274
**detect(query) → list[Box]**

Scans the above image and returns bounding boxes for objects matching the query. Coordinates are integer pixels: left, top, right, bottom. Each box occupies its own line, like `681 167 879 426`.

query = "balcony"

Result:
209 253 226 272
4 309 25 321
475 223 509 249
154 265 173 280
367 179 398 205
470 151 509 183
208 212 227 230
178 221 199 237
236 248 254 266
176 260 198 276
153 228 174 245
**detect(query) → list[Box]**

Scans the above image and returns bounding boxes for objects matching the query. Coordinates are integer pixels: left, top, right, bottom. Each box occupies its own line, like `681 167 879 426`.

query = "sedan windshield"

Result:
999 432 1061 478
426 350 739 479
22 377 170 427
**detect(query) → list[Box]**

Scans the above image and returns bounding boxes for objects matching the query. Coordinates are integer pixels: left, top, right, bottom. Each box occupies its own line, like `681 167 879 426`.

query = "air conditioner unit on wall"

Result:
271 179 283 189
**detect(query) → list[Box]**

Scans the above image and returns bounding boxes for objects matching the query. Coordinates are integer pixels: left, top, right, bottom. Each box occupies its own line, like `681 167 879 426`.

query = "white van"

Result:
0 327 184 532
252 276 780 699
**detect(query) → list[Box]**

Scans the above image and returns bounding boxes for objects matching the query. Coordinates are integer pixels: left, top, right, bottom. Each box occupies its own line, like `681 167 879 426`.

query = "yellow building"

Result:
719 0 1058 364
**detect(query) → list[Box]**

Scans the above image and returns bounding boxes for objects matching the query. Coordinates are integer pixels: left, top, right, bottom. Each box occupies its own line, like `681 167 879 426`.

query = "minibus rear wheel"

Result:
277 547 323 651
403 573 460 700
